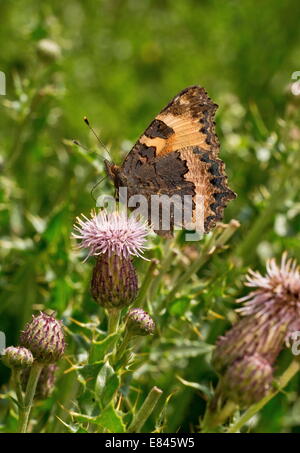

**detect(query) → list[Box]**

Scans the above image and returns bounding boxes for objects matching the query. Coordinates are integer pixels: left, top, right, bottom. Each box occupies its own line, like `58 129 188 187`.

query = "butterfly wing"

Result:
116 86 236 235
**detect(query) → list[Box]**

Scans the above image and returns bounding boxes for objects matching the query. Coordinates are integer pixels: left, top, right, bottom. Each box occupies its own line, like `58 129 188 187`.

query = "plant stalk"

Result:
107 308 121 335
12 369 24 408
135 259 158 308
128 386 163 433
19 362 43 433
114 330 132 365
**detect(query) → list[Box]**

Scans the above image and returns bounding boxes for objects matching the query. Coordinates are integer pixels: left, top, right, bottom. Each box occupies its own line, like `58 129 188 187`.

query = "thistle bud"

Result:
126 308 156 336
20 313 65 363
37 39 61 62
221 354 273 407
1 346 33 369
91 254 138 309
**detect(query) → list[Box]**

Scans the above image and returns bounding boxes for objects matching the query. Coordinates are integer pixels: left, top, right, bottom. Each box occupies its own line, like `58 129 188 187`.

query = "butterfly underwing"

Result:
105 85 236 237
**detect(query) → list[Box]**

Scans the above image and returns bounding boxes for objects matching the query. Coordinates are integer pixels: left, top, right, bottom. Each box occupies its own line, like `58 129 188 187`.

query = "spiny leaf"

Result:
77 362 104 389
176 376 214 399
71 404 125 433
89 332 120 364
95 361 120 408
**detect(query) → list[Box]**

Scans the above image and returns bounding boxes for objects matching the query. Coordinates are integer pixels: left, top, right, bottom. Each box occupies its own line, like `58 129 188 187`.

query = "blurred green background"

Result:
1 0 300 432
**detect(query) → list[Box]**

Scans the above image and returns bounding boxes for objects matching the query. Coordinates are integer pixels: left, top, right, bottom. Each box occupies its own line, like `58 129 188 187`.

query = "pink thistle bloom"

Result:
236 252 300 338
72 210 148 261
213 253 300 374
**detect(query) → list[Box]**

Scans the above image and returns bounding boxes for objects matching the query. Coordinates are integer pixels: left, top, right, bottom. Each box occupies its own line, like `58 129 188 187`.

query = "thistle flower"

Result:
213 253 300 374
2 346 33 369
20 313 65 364
73 210 148 309
221 354 273 407
237 252 300 336
212 315 287 374
72 210 148 261
126 308 156 336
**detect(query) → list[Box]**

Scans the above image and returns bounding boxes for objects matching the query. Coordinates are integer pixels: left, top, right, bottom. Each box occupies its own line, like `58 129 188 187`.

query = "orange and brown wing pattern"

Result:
114 86 236 235
137 85 220 157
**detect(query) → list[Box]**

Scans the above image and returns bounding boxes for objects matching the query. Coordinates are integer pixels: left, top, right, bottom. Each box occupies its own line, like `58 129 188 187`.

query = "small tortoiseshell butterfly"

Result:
104 85 236 237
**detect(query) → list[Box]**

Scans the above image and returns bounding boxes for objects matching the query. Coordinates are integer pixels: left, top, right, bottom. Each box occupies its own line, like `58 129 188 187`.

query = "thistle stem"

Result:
114 331 132 365
226 359 300 433
107 309 121 335
135 259 158 308
19 362 43 433
202 399 237 432
12 369 24 407
128 386 163 433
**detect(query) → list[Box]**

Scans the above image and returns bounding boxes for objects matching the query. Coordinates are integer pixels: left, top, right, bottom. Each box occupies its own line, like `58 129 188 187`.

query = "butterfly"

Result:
104 86 236 237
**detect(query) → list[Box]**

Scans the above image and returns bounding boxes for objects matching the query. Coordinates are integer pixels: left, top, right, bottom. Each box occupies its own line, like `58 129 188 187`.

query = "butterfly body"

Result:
105 86 236 236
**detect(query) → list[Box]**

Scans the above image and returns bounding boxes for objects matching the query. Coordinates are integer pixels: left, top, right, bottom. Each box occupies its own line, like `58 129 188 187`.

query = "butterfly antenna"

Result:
72 140 108 201
83 116 113 161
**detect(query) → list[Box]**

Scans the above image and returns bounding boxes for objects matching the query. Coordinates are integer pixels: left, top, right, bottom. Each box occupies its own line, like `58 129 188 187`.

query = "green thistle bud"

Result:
22 364 58 399
37 39 61 62
221 354 273 407
126 308 156 336
1 346 33 369
20 313 65 364
91 254 138 309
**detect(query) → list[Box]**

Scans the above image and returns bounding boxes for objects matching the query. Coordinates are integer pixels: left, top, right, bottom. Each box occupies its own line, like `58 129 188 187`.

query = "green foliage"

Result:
1 0 300 433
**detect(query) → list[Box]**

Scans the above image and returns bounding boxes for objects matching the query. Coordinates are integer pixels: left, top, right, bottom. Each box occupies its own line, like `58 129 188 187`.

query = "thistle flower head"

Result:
222 354 273 407
213 253 300 374
72 210 148 261
2 346 33 369
91 254 138 309
126 308 156 336
212 315 286 374
237 252 300 338
20 312 65 364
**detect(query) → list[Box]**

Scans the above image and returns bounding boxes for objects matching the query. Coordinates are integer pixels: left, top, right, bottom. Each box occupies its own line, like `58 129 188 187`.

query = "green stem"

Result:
128 386 163 433
202 400 237 432
18 362 43 433
12 369 24 408
226 359 300 433
50 370 79 433
235 163 299 263
113 331 133 366
107 309 121 335
164 220 240 304
134 259 158 308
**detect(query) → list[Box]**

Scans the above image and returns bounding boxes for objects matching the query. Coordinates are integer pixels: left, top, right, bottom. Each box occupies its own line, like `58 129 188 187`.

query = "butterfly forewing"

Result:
109 86 236 236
